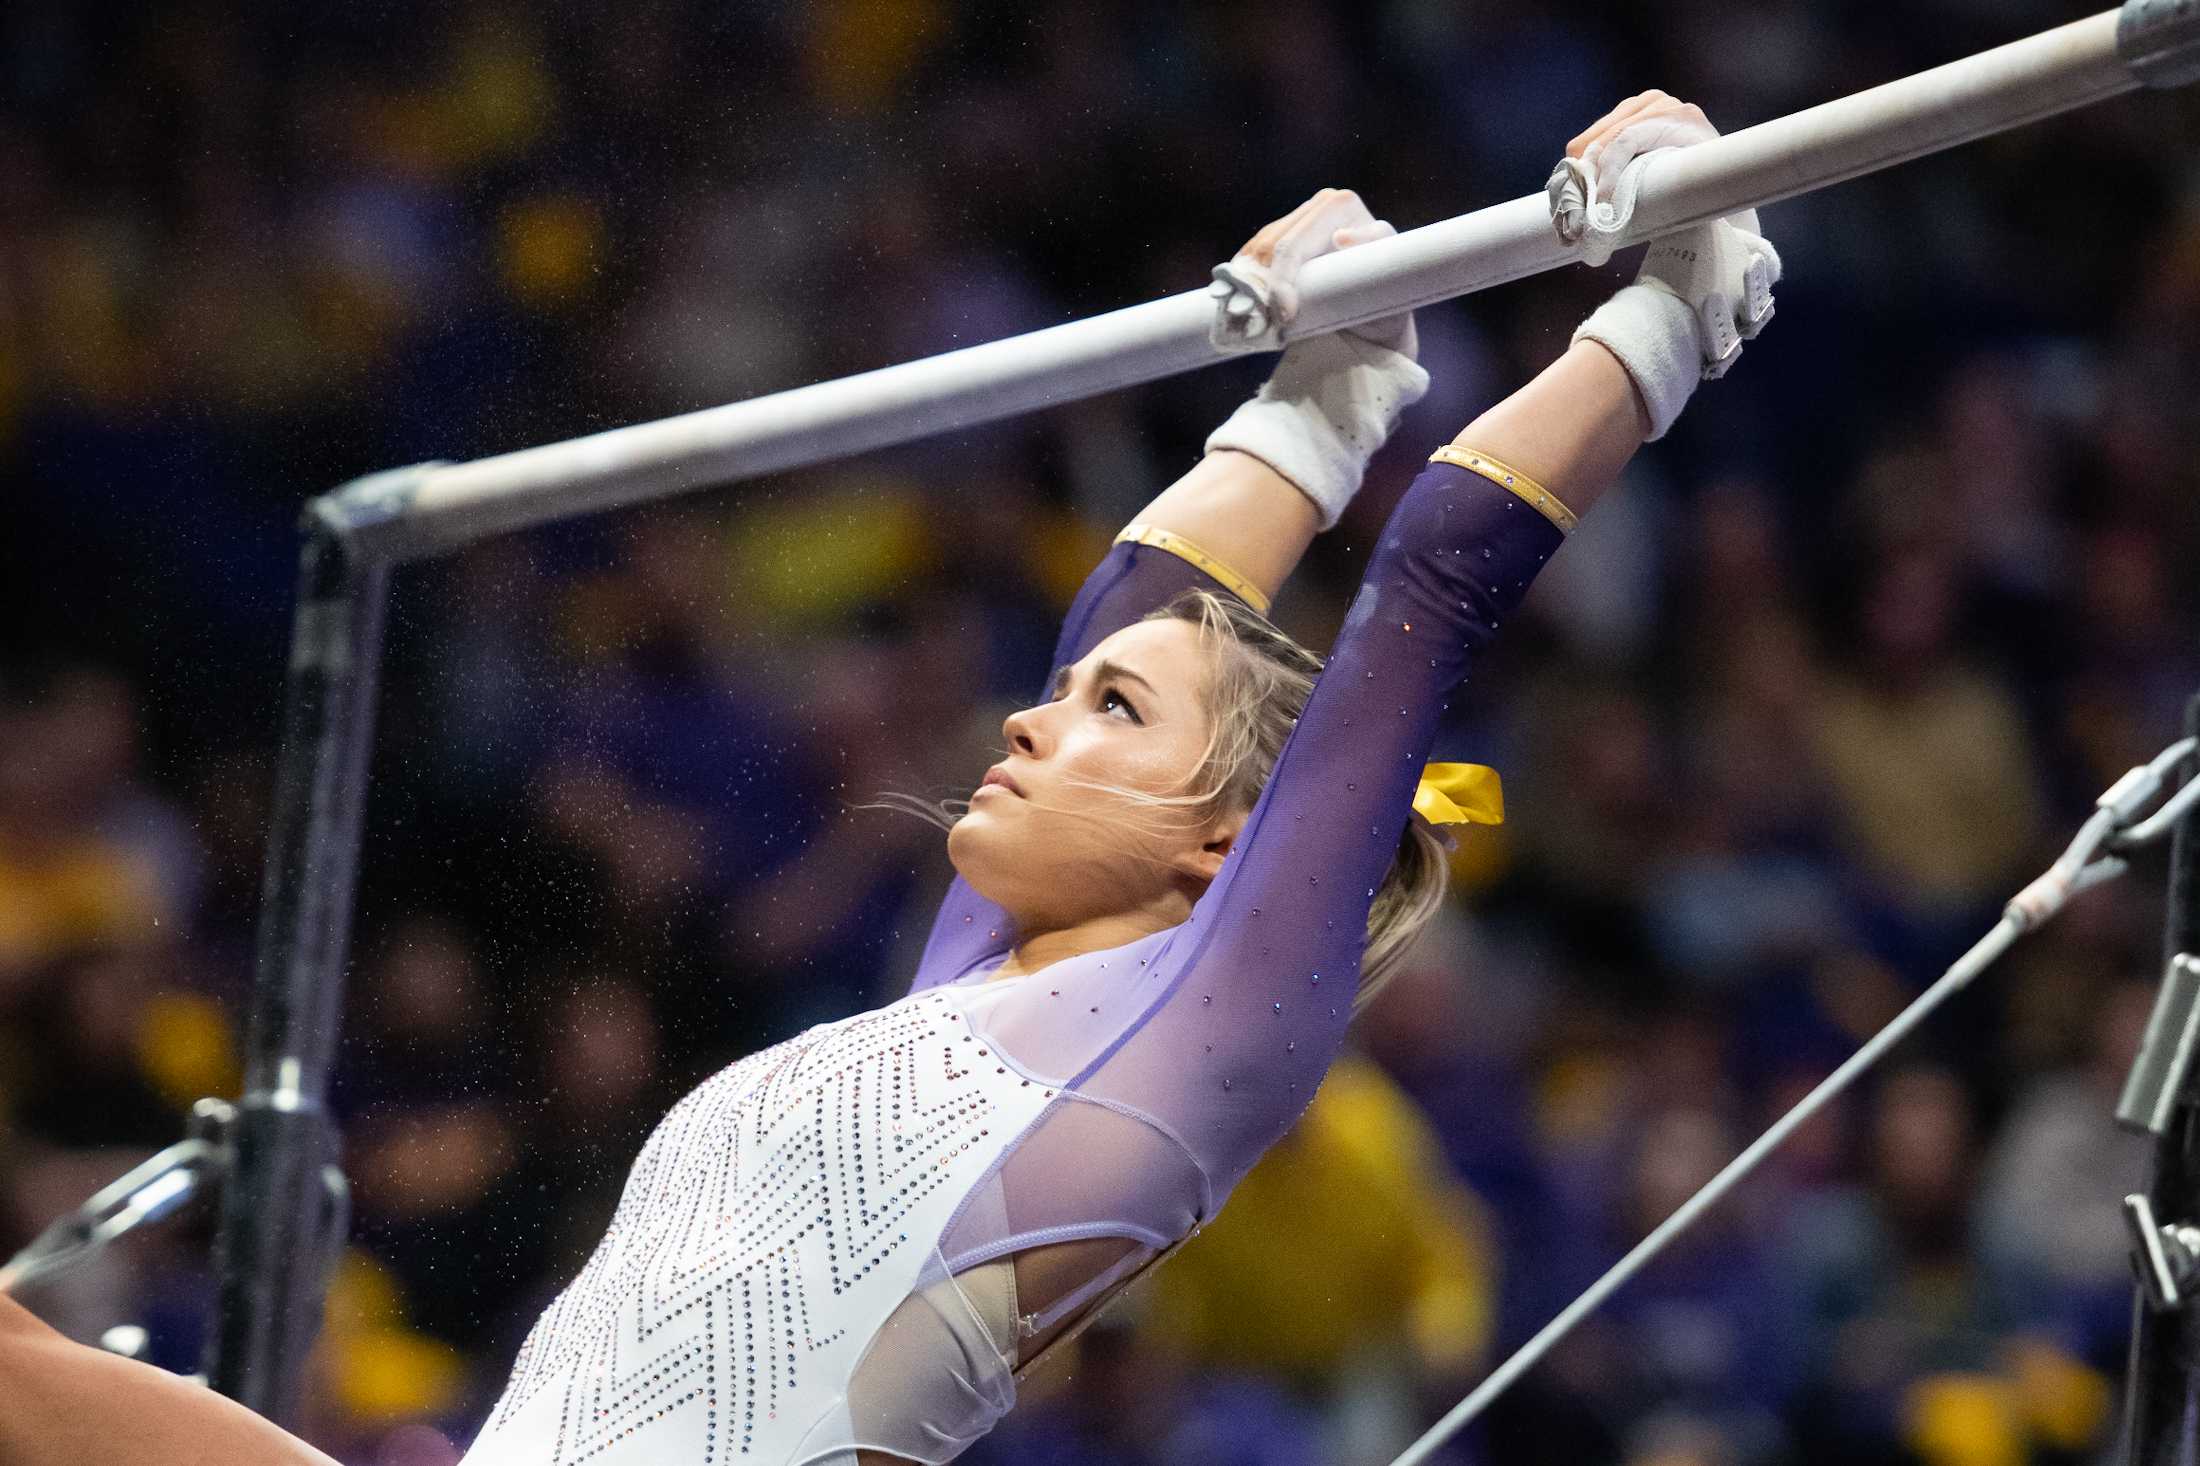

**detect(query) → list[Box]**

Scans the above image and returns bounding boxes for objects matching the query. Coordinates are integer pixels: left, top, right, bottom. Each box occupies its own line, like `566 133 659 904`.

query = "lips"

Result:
980 766 1024 797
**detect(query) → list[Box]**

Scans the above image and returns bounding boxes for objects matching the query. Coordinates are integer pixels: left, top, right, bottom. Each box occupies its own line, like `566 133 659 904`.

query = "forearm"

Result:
1121 448 1321 608
1446 340 1647 522
1153 186 1426 591
1127 340 1639 600
0 1295 339 1466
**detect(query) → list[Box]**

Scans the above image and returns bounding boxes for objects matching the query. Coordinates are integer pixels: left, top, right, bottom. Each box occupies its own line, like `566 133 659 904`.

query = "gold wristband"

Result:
1427 445 1578 535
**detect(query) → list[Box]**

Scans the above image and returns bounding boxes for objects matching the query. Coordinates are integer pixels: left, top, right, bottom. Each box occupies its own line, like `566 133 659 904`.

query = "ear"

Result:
1169 811 1246 885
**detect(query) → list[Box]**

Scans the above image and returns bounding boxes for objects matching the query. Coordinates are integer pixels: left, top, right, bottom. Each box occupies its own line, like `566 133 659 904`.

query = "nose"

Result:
1001 701 1047 759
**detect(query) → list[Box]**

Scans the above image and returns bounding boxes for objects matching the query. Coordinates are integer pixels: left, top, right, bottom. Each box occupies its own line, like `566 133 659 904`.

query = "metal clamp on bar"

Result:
2121 0 2200 86
2119 953 2200 1136
2125 1194 2200 1310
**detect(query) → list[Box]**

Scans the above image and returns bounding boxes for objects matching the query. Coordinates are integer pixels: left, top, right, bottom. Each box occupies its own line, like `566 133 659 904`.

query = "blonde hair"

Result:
1150 588 1452 1009
873 587 1452 1013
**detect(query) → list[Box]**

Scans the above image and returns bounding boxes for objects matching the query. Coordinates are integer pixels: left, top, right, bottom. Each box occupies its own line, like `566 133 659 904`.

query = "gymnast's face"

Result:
949 619 1239 930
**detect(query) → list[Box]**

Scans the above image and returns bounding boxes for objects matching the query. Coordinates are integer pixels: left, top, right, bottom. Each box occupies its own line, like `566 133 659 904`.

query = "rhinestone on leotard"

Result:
473 990 1042 1464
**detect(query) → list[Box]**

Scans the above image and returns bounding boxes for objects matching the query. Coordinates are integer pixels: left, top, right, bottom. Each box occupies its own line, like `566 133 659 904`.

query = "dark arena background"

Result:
4 2 2200 1463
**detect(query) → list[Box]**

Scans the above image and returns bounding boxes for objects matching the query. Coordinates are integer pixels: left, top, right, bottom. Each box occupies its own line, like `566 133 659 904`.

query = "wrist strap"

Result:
1204 331 1429 530
1571 281 1699 441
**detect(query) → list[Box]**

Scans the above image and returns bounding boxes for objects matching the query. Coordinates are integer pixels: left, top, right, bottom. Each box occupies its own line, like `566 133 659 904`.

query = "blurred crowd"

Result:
4 0 2199 1462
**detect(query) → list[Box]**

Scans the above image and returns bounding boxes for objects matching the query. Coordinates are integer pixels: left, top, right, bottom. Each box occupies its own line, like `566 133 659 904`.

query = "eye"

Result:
1100 685 1143 724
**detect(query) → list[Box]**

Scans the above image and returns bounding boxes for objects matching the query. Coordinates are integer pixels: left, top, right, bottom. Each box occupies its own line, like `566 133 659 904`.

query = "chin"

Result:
946 816 1007 899
954 813 1061 918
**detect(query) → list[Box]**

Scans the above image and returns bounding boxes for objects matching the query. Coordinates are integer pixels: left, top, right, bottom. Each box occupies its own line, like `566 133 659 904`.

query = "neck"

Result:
988 902 1188 981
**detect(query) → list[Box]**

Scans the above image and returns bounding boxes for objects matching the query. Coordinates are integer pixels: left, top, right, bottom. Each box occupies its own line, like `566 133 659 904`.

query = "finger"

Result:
1331 218 1396 250
1566 91 1658 156
1580 107 1661 168
1740 233 1782 308
1206 258 1278 348
1580 93 1701 164
1566 89 1673 157
1268 190 1375 277
1613 112 1718 153
1239 195 1320 265
1593 110 1720 181
1240 188 1345 265
1738 249 1775 337
1584 98 1706 167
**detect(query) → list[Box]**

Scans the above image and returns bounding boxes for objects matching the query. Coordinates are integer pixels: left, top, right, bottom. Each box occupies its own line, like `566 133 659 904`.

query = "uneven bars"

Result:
320 1 2200 562
201 0 2200 1426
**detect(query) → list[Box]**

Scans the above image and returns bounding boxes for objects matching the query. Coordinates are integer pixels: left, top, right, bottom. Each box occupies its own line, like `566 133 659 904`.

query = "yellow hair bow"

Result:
1412 762 1504 834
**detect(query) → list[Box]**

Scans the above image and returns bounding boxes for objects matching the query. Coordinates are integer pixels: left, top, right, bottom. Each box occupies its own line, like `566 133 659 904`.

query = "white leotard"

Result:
459 980 1052 1465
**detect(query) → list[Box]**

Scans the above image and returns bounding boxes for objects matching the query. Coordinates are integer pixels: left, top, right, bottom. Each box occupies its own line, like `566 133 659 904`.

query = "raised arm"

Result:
1121 186 1434 603
1113 450 1319 610
980 93 1783 1205
1443 338 1644 515
906 191 1430 993
1033 390 1598 1201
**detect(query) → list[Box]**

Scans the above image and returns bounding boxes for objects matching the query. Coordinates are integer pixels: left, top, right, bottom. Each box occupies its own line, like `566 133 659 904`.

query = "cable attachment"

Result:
2004 737 2199 933
2119 955 2200 1136
0 1098 235 1294
2125 1193 2200 1310
2119 0 2200 89
2106 736 2200 851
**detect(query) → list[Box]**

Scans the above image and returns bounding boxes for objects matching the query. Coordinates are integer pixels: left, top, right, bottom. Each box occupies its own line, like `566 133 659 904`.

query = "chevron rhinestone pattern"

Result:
462 986 1055 1465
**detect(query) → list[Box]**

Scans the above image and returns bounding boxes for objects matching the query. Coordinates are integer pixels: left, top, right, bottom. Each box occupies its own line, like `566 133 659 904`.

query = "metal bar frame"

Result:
203 528 384 1416
2122 696 2200 1466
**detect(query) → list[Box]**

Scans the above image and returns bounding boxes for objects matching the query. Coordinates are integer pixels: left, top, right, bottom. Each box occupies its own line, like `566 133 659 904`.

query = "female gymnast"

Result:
0 92 1775 1466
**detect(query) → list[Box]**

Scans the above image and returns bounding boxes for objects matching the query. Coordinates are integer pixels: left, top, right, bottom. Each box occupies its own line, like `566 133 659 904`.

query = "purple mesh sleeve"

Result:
979 461 1566 1207
907 536 1264 993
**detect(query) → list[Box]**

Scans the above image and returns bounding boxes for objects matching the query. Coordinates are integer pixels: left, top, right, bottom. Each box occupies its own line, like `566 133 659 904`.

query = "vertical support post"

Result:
2121 693 2200 1464
203 525 389 1421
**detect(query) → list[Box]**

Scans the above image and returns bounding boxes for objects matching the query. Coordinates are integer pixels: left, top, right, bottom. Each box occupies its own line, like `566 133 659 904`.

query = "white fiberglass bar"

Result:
323 5 2189 560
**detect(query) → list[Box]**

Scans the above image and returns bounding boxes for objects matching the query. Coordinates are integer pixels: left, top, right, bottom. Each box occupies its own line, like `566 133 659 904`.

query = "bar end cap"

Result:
2121 0 2200 89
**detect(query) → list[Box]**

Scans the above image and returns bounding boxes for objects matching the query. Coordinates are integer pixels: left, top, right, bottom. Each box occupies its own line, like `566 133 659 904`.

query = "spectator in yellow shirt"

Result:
1140 1052 1497 1464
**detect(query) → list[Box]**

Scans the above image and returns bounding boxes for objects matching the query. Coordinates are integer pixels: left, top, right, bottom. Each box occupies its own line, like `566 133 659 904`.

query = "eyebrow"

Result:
1051 658 1158 701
